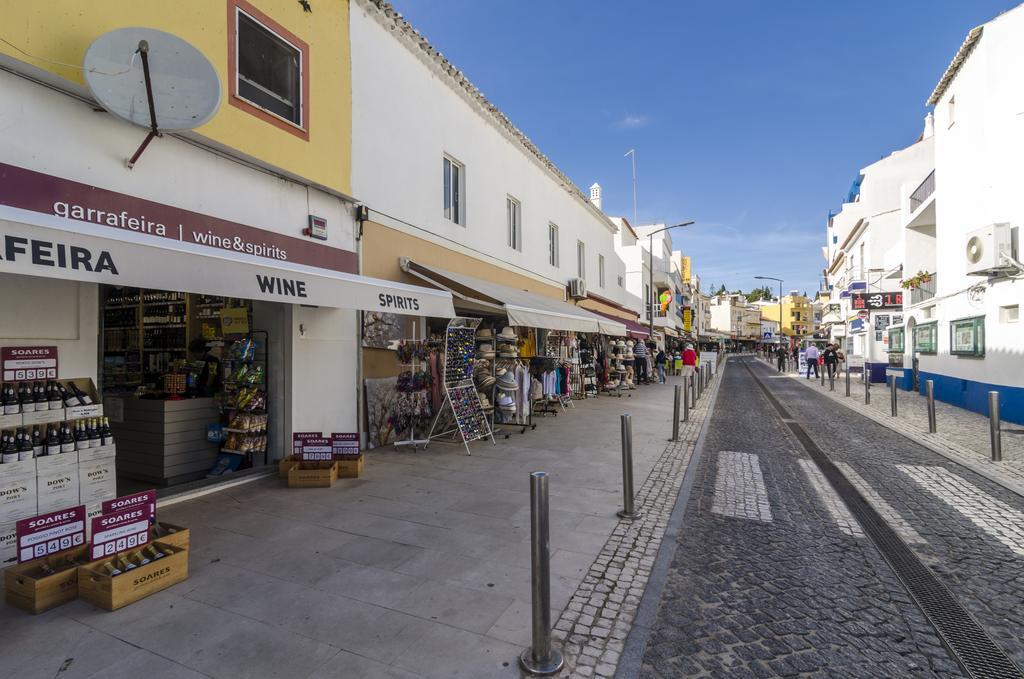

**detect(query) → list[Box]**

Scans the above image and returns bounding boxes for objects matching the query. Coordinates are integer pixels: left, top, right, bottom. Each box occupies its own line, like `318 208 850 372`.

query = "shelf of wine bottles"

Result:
0 416 115 463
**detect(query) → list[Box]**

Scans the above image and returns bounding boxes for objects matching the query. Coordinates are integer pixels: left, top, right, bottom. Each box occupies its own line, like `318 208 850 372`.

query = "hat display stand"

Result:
392 322 435 451
427 317 496 455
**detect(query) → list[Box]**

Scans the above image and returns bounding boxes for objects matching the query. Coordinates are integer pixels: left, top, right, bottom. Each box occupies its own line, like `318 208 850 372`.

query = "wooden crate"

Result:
336 455 364 479
287 462 337 488
4 546 88 614
150 522 190 551
278 456 299 479
78 542 188 611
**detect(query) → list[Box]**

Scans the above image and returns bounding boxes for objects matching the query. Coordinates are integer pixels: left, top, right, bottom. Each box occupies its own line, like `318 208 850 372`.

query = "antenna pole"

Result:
127 40 162 169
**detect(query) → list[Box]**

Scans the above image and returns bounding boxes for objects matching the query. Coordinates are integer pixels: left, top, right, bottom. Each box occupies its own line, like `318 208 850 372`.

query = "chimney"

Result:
589 183 602 211
923 112 934 139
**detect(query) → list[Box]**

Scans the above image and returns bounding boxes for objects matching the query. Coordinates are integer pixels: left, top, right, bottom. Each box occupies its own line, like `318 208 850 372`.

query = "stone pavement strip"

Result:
771 357 1024 497
552 365 723 678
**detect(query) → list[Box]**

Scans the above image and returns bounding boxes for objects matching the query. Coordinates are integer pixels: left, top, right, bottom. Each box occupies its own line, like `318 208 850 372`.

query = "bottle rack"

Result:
427 317 494 456
218 331 270 466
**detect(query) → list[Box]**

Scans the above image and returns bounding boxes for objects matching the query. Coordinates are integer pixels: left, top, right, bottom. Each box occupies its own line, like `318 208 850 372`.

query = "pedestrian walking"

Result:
805 343 820 379
776 344 787 373
682 343 697 379
632 339 649 384
655 348 667 384
823 343 839 380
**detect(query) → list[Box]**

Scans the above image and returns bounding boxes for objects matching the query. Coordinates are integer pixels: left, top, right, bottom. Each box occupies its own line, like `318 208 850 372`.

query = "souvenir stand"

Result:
578 335 599 399
392 324 435 451
487 325 535 437
427 317 495 455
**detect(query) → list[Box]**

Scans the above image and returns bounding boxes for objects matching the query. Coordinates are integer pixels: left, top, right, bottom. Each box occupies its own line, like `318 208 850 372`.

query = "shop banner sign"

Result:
102 490 157 523
220 307 249 336
292 432 323 457
851 292 903 310
331 432 359 458
90 504 153 560
16 505 86 563
2 345 57 381
299 437 333 461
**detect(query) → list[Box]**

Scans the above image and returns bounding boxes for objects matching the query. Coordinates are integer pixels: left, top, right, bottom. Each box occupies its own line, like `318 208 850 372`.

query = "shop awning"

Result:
0 206 456 318
587 308 650 339
404 260 624 334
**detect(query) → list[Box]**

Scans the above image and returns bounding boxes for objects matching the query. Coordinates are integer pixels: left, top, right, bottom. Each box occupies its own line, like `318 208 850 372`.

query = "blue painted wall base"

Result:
903 370 1024 425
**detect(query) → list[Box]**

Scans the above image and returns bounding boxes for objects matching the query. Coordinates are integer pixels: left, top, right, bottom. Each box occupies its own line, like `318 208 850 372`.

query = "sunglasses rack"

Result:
426 317 495 455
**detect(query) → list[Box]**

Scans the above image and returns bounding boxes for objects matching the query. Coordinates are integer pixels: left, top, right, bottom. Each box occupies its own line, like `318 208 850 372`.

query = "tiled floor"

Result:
0 380 682 679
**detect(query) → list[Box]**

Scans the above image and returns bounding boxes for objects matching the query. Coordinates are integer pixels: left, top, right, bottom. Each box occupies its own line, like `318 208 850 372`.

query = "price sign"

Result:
2 346 58 381
851 291 903 310
292 432 323 457
300 437 333 461
331 432 359 459
102 490 157 522
16 505 86 563
90 505 153 560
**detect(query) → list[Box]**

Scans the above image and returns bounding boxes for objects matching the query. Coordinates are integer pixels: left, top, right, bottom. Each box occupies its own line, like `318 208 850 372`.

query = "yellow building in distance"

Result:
759 293 813 338
0 0 352 195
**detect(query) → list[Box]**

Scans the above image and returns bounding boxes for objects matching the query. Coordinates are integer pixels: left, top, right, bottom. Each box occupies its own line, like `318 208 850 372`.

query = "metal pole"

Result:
648 233 654 337
683 379 690 422
690 373 696 407
865 371 870 405
617 415 642 520
671 385 681 441
890 375 898 417
926 380 937 433
990 391 1002 462
829 365 835 391
820 360 825 386
520 472 563 675
845 360 850 397
696 368 703 401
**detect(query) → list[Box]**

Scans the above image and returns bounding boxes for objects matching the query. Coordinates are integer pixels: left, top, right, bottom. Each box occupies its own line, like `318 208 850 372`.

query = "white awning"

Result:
404 260 626 335
0 206 455 318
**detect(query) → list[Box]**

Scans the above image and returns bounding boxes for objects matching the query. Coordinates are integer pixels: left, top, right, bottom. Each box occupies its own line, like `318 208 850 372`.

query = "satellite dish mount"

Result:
127 40 162 169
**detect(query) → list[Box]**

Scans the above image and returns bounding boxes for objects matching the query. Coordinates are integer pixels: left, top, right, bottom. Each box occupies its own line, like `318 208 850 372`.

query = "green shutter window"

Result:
912 322 938 354
887 326 905 353
950 316 985 357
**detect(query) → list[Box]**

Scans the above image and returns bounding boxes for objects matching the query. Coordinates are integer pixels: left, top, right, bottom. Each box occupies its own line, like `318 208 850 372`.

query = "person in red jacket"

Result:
682 344 697 379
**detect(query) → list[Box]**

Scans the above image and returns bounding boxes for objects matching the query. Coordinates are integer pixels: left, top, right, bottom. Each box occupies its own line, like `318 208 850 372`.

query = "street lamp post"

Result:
647 221 696 338
755 276 784 360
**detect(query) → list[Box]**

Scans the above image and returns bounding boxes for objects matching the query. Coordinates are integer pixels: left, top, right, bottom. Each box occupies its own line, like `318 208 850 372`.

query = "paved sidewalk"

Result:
0 372 712 679
763 356 1024 496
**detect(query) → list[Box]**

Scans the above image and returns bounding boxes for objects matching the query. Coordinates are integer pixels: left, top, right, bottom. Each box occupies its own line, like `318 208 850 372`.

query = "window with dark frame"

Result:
548 223 559 266
507 196 521 250
443 156 464 225
577 240 585 279
913 321 938 354
598 254 605 288
950 316 985 357
887 326 905 353
236 10 302 126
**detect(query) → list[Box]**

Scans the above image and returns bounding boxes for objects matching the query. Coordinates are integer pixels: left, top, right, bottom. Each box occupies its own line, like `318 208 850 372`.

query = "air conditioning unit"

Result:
568 278 587 299
966 223 1016 276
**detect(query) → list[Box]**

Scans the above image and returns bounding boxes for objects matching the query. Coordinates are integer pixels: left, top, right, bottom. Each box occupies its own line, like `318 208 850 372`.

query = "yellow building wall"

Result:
760 296 812 337
0 0 351 194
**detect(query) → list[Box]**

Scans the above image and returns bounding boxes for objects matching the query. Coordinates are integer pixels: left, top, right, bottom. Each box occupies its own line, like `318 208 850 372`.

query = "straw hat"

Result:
476 328 494 339
497 372 518 391
477 374 496 390
497 326 517 341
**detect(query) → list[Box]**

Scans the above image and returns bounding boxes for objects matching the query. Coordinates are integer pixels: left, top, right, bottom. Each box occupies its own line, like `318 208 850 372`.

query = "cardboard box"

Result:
278 456 299 479
36 451 79 474
78 458 117 505
4 545 88 614
22 408 65 426
288 462 337 488
77 542 188 611
0 521 16 566
84 503 103 540
0 413 23 429
150 522 189 550
37 469 79 515
336 455 364 479
0 459 38 524
64 378 103 420
78 443 116 464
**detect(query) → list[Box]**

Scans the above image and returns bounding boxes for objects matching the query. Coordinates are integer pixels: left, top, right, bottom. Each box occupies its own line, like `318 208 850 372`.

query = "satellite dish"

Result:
84 27 221 133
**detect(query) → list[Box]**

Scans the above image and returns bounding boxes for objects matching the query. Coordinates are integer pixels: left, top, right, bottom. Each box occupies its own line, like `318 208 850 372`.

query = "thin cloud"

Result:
616 114 650 129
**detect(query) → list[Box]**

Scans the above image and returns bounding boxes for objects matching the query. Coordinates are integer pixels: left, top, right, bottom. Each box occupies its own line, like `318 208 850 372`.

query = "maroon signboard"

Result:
16 505 86 563
90 504 154 560
299 437 333 461
851 292 903 311
292 431 323 458
2 345 58 381
102 490 157 522
330 432 359 459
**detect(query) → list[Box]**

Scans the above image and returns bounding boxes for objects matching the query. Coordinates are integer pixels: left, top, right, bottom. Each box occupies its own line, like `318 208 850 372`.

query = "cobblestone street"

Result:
631 356 1024 679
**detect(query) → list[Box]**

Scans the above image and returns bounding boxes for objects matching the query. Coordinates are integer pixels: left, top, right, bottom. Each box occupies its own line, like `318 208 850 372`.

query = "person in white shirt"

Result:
804 344 820 379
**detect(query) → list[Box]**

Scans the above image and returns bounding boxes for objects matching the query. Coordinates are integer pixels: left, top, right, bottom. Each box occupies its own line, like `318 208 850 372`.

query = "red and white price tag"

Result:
16 505 86 563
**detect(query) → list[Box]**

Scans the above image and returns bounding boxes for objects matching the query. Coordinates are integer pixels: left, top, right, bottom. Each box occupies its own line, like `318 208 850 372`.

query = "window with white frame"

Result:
548 223 559 266
506 196 521 250
443 156 464 225
576 241 586 279
236 9 303 126
598 254 605 288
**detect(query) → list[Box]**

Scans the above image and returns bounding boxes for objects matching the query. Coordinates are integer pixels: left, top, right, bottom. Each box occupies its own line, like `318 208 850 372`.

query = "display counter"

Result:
107 397 219 486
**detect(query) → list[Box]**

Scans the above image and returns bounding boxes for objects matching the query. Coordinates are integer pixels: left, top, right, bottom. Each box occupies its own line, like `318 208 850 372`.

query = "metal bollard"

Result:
683 380 690 422
820 365 825 386
845 364 851 397
890 376 898 417
990 391 1003 462
829 368 835 391
926 380 937 433
690 374 696 406
520 472 564 675
617 414 642 520
696 370 703 401
671 385 681 441
865 372 870 405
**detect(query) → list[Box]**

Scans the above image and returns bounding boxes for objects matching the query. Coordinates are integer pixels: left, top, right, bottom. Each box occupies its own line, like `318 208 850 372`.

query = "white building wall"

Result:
350 3 632 308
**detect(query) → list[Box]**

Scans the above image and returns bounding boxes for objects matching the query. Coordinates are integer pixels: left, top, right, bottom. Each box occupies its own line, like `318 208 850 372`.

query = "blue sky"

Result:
391 0 1018 297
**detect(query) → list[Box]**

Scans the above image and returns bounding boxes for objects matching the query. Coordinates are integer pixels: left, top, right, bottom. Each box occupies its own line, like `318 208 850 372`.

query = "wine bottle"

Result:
73 421 86 451
44 424 60 456
18 382 33 413
59 422 75 454
2 383 19 415
15 427 33 461
1 431 17 464
117 554 137 571
100 417 114 446
102 561 122 577
46 381 62 410
132 550 151 566
144 544 165 560
88 418 101 448
33 381 46 408
31 426 44 458
68 382 92 406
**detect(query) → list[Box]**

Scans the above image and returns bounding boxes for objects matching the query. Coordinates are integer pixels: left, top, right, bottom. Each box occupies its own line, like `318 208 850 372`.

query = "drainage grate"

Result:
742 359 1024 679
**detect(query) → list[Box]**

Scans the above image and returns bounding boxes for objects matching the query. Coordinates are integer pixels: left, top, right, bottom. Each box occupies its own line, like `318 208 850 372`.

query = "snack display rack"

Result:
218 331 269 465
427 317 495 456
